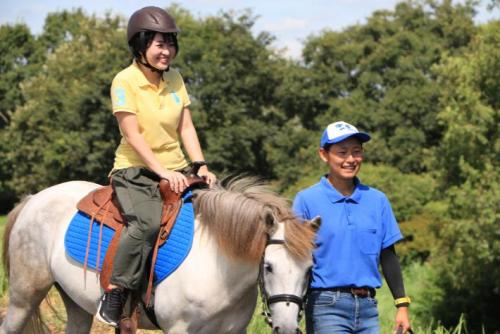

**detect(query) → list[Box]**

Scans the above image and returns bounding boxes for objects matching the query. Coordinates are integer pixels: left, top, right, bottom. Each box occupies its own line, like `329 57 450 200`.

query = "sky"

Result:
1 0 498 58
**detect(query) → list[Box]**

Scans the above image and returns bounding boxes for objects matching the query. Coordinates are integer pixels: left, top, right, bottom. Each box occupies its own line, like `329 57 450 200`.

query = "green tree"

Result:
37 9 90 51
0 23 41 211
429 20 499 332
0 10 93 130
0 24 38 128
293 0 477 174
172 7 286 176
3 11 128 196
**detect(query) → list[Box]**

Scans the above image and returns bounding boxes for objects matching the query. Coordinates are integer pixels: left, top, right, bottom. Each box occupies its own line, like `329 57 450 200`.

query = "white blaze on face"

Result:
263 222 312 333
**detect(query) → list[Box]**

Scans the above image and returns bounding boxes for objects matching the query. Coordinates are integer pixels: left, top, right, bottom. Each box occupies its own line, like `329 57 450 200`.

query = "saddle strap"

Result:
100 225 123 290
83 198 111 286
145 199 183 307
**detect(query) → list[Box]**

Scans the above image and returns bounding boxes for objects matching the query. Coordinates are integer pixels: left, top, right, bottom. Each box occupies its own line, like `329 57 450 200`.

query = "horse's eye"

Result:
264 263 273 274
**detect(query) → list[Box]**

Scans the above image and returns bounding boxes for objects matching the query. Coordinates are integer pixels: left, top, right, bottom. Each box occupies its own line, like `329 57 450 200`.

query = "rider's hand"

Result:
197 165 216 186
394 306 411 333
160 170 189 194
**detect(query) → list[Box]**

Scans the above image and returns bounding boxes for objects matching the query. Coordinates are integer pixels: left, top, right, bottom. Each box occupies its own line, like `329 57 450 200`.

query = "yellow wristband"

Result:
394 297 411 306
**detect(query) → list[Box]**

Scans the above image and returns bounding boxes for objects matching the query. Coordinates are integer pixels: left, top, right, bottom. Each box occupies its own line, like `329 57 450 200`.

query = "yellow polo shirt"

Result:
110 61 191 172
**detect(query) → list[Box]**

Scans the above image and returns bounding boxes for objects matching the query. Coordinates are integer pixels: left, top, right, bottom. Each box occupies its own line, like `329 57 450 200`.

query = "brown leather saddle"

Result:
76 176 207 308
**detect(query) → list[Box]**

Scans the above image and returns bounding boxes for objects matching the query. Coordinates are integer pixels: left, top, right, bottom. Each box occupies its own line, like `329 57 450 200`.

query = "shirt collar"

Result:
320 175 363 203
131 60 167 91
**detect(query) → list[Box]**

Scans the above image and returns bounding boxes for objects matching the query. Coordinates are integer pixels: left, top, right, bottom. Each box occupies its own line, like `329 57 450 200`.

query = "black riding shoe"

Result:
96 288 128 327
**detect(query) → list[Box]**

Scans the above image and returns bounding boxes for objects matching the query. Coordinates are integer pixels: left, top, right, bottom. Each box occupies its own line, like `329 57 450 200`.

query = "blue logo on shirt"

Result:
115 88 126 106
171 92 181 105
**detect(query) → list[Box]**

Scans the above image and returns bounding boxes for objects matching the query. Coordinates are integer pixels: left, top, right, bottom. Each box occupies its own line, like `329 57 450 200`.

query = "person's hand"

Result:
394 306 411 333
160 170 189 193
197 166 216 186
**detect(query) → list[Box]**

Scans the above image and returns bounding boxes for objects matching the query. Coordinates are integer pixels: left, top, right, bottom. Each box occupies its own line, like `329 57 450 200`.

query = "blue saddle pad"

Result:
64 191 194 285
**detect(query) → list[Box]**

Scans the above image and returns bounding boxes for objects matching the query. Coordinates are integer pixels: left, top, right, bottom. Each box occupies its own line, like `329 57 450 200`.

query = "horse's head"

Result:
192 177 321 332
260 213 321 334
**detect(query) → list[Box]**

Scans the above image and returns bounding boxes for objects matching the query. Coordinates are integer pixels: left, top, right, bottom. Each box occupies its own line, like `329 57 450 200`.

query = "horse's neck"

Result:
193 222 259 286
163 220 259 298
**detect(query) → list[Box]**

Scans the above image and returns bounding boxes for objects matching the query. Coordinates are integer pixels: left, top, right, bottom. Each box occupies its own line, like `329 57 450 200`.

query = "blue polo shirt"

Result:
293 176 402 289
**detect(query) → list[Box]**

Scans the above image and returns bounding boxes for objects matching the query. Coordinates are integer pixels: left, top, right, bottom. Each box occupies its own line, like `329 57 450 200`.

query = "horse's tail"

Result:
2 196 32 277
2 196 50 334
2 195 31 277
22 309 50 334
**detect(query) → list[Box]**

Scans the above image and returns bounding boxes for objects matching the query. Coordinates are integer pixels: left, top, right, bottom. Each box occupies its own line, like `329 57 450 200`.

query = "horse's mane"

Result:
193 176 316 263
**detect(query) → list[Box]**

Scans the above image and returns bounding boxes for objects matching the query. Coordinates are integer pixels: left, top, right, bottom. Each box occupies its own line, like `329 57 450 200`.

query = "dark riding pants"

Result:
110 167 163 290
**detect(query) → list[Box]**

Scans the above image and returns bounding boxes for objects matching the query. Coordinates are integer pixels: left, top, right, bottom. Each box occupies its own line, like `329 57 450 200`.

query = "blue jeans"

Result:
305 290 379 334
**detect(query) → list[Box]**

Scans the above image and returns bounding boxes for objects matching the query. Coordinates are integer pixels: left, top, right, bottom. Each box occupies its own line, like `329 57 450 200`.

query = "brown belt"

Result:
311 286 376 298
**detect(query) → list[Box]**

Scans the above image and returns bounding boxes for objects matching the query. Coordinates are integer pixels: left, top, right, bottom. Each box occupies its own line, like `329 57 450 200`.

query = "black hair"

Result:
128 31 178 60
322 143 333 151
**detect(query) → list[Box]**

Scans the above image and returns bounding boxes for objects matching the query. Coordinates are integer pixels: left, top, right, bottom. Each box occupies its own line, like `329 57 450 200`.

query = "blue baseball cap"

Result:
320 121 371 148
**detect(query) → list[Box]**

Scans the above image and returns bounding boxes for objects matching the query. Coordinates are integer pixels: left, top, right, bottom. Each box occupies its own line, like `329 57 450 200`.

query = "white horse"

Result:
1 177 320 334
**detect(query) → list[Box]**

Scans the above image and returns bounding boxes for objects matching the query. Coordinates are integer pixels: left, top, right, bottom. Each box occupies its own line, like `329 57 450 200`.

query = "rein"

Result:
258 239 309 329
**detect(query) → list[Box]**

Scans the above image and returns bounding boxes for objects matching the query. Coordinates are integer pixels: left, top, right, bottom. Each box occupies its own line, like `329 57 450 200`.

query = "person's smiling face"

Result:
144 32 177 71
319 137 364 181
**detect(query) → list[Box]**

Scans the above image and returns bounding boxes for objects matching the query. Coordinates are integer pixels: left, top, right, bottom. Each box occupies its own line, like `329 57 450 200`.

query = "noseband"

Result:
258 239 309 328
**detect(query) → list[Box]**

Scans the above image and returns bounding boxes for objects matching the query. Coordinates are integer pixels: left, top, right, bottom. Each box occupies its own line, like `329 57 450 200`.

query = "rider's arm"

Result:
178 107 205 164
177 107 216 185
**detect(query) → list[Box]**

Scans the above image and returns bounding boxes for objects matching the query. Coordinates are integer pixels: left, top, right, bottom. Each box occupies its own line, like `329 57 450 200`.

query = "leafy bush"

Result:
358 164 436 222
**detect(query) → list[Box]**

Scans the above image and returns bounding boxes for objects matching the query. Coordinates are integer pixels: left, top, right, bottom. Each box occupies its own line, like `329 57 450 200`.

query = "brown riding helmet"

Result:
127 6 180 43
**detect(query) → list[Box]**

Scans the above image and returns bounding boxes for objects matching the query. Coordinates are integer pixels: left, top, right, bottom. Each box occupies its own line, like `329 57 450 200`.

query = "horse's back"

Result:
8 180 100 251
11 180 100 232
33 180 101 201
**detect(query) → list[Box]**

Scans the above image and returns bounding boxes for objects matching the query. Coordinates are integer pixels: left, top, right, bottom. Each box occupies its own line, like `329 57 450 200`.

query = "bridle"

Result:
258 239 310 330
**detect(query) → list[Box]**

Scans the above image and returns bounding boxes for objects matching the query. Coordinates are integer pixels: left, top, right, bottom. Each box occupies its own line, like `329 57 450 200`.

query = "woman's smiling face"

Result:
144 32 177 71
319 137 364 181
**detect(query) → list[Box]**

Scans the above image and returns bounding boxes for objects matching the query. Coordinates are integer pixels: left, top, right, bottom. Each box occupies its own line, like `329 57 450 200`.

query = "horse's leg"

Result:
0 281 52 334
1 223 55 333
54 284 93 334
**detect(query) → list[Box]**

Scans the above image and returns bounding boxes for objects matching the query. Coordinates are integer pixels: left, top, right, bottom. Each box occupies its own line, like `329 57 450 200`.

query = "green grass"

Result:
378 262 469 334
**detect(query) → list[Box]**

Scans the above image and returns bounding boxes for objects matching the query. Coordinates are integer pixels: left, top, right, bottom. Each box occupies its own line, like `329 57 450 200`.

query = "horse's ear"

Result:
307 216 322 232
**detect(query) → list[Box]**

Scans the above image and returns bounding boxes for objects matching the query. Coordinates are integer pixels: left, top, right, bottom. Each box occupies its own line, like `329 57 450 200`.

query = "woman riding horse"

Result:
97 6 216 327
